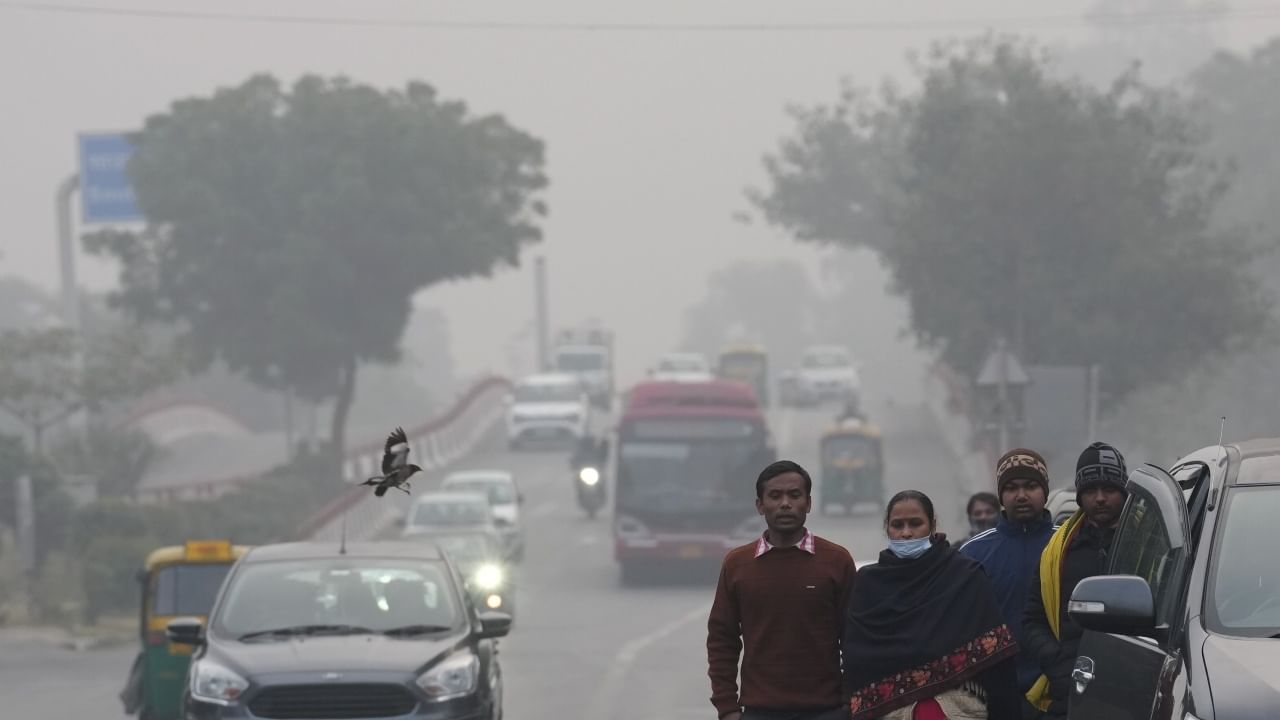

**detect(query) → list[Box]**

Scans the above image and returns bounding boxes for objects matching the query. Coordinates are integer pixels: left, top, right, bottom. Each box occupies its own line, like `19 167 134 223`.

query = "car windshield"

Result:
214 558 459 638
555 351 604 371
803 351 850 368
150 563 234 617
1208 483 1280 637
720 354 764 376
446 479 515 504
412 498 491 526
514 382 580 403
430 533 501 565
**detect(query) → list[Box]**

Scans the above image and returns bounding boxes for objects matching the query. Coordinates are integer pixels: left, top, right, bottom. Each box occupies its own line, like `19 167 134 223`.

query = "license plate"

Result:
678 545 702 558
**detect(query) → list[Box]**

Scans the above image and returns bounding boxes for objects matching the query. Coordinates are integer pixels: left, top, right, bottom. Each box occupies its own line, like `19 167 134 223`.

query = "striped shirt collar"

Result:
754 529 817 558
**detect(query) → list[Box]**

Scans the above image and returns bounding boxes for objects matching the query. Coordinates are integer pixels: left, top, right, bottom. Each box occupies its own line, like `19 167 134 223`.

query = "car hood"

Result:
510 402 582 417
1203 634 1280 716
211 632 463 675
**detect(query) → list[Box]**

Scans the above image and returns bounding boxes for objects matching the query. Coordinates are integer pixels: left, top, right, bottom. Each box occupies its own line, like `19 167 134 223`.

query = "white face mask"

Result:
888 536 932 559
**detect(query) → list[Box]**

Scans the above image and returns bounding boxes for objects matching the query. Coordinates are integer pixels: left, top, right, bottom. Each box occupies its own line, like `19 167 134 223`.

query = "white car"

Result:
401 491 499 537
796 345 861 405
441 470 526 561
650 352 714 383
505 373 591 450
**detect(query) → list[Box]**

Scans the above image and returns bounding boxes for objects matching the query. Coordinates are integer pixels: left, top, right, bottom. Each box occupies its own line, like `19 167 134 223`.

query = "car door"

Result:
1069 465 1192 719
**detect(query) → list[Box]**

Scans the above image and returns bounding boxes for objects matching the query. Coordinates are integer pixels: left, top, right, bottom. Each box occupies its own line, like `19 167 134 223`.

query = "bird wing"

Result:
382 426 410 475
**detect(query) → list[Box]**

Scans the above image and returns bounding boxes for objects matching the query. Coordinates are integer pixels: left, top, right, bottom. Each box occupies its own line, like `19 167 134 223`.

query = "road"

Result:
0 398 968 720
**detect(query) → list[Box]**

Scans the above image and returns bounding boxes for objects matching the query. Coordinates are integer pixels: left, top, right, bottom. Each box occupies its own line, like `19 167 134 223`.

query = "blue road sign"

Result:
78 132 143 223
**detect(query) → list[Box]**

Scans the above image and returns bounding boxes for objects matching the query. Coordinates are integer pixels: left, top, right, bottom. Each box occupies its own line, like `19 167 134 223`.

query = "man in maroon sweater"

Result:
707 460 857 720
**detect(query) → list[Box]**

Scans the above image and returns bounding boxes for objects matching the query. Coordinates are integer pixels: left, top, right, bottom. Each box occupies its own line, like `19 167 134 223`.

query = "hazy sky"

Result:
3 0 1276 389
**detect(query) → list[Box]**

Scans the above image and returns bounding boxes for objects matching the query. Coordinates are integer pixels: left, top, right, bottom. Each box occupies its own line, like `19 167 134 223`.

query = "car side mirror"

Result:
475 611 512 639
166 617 205 646
1068 575 1156 636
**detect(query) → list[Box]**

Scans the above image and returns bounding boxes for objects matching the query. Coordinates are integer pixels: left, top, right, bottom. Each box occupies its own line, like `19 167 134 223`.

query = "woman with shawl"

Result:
843 491 1021 720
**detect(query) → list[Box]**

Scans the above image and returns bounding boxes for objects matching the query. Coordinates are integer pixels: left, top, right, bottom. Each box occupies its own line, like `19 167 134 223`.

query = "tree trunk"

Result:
328 357 358 475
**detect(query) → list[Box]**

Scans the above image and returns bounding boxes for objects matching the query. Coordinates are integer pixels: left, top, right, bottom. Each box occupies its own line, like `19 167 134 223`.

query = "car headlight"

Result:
473 563 504 590
579 467 600 486
189 659 249 706
415 649 479 701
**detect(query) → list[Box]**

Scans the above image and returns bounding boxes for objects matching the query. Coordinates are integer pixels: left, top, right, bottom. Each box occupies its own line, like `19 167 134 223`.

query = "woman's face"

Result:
886 499 933 540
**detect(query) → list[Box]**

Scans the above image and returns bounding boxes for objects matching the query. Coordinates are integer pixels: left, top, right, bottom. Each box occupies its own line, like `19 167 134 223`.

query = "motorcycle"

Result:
576 465 606 519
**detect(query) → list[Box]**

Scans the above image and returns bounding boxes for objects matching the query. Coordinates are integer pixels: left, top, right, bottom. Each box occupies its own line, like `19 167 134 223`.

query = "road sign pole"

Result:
56 174 80 336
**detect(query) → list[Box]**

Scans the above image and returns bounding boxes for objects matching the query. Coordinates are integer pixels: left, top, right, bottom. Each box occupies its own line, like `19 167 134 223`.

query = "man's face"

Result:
968 501 999 532
1079 484 1127 527
755 472 811 534
1001 479 1048 524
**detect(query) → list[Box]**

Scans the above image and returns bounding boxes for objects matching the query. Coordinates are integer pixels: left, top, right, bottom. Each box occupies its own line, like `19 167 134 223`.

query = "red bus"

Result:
613 380 776 584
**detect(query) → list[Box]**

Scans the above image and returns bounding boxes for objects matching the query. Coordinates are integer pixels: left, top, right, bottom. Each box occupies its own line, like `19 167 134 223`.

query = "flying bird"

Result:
360 426 423 497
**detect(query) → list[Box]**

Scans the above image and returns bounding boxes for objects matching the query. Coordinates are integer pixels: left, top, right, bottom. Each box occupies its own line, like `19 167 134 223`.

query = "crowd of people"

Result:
707 441 1131 720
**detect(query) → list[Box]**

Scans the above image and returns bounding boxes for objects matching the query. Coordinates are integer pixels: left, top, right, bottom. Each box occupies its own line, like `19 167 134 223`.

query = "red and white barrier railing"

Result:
296 376 512 542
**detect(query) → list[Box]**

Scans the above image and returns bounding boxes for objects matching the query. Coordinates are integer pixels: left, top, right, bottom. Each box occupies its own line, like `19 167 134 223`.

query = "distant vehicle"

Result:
611 379 775 585
167 541 510 720
1065 438 1280 719
552 326 615 410
1046 487 1079 525
818 417 885 514
440 470 526 562
416 529 516 618
794 345 861 406
716 345 770 407
650 352 714 383
402 491 500 538
504 373 591 450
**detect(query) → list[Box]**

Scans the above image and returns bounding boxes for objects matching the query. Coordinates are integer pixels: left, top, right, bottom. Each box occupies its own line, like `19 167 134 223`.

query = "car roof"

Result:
411 491 491 506
241 541 446 563
443 470 513 484
518 372 580 386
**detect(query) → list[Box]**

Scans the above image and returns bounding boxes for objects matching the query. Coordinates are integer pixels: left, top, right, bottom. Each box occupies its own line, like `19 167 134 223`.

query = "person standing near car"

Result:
1024 442 1130 718
707 460 857 720
961 450 1057 695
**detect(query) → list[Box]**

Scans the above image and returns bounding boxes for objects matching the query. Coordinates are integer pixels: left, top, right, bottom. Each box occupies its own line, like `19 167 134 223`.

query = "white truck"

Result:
551 326 615 410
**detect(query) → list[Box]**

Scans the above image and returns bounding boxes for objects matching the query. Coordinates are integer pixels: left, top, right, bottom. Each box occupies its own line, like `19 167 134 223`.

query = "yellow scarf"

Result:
1025 509 1085 711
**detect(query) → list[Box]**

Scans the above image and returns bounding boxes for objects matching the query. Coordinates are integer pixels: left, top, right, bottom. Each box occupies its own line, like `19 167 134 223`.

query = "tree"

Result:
681 259 824 370
85 74 548 459
753 34 1271 405
0 326 179 454
49 422 156 499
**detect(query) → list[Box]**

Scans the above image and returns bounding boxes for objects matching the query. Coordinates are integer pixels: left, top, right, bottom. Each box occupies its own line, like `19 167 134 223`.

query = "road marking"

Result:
582 602 711 720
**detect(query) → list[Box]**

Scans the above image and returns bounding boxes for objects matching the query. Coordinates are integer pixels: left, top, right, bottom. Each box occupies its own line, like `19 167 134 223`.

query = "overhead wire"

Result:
2 0 1279 32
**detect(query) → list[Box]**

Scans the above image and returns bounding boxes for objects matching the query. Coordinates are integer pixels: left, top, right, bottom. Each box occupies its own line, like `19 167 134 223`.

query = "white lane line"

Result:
582 603 712 720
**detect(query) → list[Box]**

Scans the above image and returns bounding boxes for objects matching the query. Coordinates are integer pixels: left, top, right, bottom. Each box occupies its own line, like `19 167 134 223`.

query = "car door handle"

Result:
1073 656 1096 695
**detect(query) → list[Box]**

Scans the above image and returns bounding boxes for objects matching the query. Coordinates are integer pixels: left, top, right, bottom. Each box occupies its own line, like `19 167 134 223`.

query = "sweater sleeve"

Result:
707 559 743 718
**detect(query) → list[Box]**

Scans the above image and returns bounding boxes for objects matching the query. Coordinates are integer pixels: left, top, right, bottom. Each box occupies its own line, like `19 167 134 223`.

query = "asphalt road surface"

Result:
0 398 968 720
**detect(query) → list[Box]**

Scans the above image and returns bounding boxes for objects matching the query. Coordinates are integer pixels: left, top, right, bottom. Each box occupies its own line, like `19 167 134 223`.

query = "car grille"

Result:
249 683 418 719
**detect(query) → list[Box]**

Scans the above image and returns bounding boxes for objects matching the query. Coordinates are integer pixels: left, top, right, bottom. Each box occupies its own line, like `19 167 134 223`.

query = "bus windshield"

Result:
617 436 763 512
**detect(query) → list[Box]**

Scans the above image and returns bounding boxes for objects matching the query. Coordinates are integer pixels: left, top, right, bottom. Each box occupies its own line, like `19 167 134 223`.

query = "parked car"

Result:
440 470 526 562
166 541 510 720
1066 438 1280 719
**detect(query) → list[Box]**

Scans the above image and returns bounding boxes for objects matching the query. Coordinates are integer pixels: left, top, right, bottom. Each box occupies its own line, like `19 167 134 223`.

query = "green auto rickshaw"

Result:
717 345 770 407
120 539 249 720
819 419 885 514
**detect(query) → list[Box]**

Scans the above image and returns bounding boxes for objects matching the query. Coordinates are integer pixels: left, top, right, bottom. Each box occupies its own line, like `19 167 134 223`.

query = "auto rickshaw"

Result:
716 345 770 407
819 418 885 514
119 539 249 720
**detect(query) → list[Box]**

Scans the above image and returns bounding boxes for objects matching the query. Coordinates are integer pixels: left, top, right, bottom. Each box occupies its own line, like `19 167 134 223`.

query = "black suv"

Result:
167 541 510 720
1067 438 1280 719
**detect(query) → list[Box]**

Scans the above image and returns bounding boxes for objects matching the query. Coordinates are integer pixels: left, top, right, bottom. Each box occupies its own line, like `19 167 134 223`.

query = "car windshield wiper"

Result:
381 624 453 637
238 624 375 641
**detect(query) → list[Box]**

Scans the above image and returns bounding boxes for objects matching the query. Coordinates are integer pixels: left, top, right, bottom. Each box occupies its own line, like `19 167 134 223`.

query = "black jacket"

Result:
1022 522 1116 717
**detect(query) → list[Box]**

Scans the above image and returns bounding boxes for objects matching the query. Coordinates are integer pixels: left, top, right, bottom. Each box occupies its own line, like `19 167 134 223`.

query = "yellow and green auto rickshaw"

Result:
716 345 770 407
119 539 249 720
819 419 885 514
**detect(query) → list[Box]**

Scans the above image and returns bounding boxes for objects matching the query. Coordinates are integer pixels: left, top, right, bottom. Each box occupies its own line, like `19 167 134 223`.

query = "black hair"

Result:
755 460 812 499
885 490 936 527
966 491 999 515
